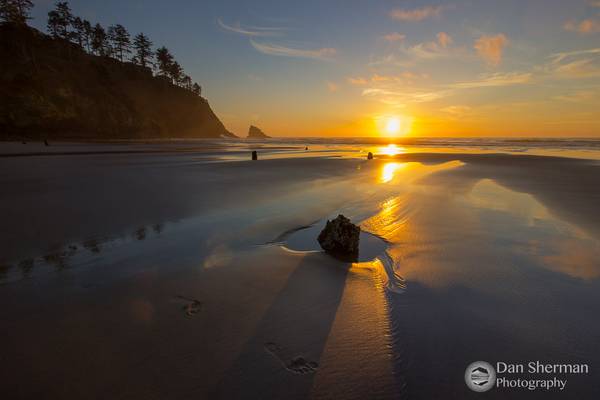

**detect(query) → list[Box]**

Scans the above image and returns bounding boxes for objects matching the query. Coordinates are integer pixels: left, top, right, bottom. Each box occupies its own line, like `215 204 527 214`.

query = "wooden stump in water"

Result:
251 150 258 160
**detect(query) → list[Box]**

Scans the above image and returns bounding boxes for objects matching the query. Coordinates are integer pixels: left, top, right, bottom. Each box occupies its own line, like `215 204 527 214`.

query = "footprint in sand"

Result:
264 342 319 375
174 295 203 317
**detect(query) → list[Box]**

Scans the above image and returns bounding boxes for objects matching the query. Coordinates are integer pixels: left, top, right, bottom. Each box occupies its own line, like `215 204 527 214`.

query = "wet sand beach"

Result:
1 140 600 399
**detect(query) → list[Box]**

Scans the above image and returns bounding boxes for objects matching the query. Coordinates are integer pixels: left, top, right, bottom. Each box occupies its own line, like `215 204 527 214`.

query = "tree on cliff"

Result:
107 24 131 62
156 46 174 78
169 61 184 85
133 33 153 69
91 23 108 56
71 16 85 47
181 75 192 90
6 0 203 96
0 0 34 25
82 19 92 52
47 2 73 40
192 83 201 96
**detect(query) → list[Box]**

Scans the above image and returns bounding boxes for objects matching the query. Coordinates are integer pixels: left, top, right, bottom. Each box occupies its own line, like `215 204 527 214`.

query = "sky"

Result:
30 0 600 137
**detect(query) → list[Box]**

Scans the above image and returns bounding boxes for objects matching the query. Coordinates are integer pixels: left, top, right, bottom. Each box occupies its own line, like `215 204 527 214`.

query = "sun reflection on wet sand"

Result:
362 196 411 241
378 144 405 157
378 160 465 186
380 162 405 183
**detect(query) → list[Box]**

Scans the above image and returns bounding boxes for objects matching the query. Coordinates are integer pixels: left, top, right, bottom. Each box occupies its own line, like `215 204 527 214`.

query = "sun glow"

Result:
376 115 413 137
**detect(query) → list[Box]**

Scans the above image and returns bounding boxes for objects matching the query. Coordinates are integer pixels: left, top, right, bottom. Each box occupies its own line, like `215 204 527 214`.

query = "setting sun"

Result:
386 117 400 134
376 115 413 137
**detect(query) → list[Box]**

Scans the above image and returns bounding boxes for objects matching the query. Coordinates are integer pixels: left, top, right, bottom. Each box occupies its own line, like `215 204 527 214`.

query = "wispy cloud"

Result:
474 34 509 66
389 5 447 22
362 87 450 106
348 72 426 87
549 48 600 63
368 53 413 68
250 40 337 60
400 32 461 61
441 105 472 116
554 90 596 102
449 72 532 89
545 48 600 78
563 18 600 34
554 59 600 78
382 32 406 42
217 18 285 37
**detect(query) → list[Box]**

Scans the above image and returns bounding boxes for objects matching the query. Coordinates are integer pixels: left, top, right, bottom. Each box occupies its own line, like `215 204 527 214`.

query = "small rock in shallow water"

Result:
317 214 360 261
367 152 373 160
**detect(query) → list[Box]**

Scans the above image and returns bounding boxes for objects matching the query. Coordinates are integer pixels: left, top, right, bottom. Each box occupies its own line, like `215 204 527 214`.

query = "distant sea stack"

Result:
247 125 271 139
0 24 235 140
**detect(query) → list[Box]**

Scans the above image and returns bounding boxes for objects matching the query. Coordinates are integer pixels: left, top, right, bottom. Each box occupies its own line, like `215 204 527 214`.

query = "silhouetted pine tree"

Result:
107 24 130 61
156 46 174 78
16 0 202 93
169 61 183 85
133 32 153 69
181 75 192 90
91 23 108 56
71 16 85 47
0 0 34 25
192 83 201 96
47 2 73 40
82 19 92 52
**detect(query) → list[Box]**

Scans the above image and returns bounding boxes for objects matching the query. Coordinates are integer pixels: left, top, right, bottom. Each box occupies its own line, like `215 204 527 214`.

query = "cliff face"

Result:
0 24 235 140
247 125 271 138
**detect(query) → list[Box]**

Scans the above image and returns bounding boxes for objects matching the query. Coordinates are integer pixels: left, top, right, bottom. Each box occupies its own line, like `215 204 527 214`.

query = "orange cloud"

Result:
382 32 406 42
390 5 445 22
371 73 391 82
474 34 509 66
564 18 600 34
347 77 368 85
437 32 453 48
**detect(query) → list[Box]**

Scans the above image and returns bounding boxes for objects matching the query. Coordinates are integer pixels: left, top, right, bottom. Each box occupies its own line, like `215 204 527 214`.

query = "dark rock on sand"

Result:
367 152 373 160
317 214 360 261
247 125 271 138
251 150 258 160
